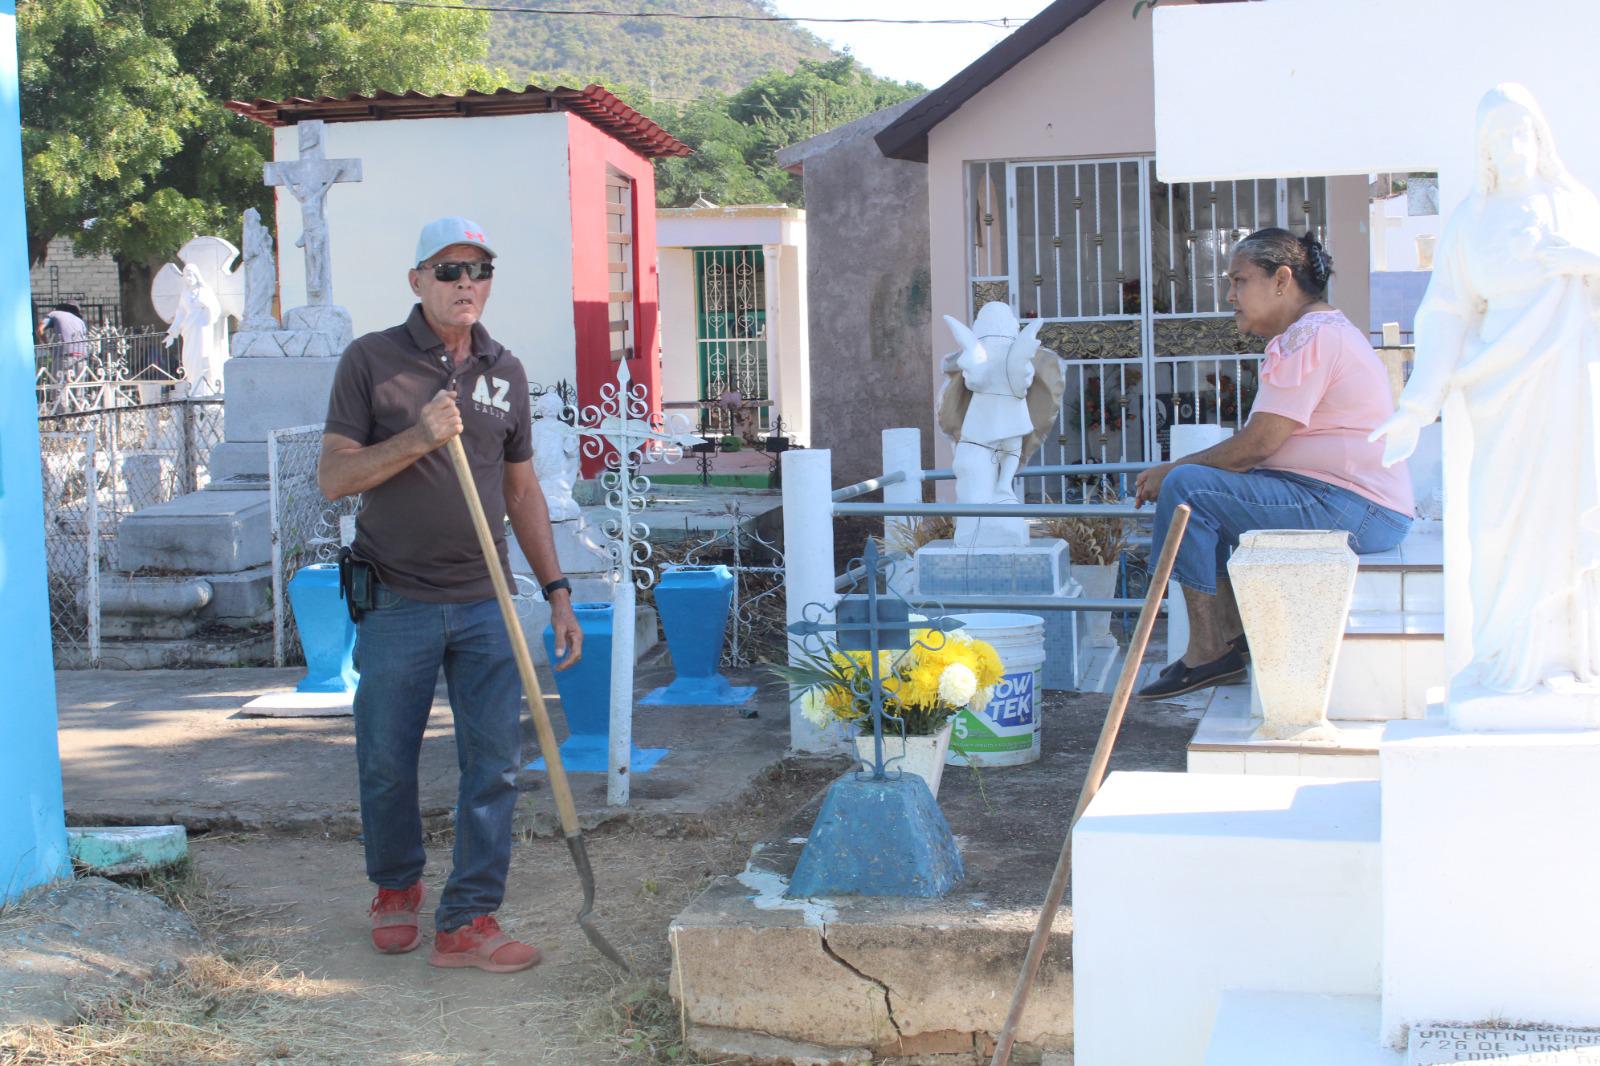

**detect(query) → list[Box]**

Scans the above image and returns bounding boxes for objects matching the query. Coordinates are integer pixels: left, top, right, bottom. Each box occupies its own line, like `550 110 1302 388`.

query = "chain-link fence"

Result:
270 426 361 667
38 400 225 664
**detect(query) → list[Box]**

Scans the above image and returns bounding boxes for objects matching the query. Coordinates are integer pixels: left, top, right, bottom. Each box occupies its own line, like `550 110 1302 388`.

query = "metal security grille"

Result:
966 157 1329 499
694 246 768 436
607 171 636 361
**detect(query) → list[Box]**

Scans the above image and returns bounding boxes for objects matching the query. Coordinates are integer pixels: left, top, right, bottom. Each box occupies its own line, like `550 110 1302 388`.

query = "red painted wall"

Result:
566 113 662 476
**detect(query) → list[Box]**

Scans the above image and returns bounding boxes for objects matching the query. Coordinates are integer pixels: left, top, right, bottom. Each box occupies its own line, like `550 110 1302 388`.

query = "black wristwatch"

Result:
541 577 572 600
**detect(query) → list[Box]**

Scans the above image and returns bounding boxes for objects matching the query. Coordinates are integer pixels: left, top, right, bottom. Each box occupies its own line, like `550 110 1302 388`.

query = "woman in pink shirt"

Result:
1133 229 1414 699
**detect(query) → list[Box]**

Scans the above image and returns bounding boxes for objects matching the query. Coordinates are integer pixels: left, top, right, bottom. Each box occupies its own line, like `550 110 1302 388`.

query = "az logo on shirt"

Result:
471 375 512 414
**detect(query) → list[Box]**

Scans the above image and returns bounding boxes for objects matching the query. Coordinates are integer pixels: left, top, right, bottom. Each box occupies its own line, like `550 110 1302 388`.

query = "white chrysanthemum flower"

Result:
801 688 832 728
938 663 979 707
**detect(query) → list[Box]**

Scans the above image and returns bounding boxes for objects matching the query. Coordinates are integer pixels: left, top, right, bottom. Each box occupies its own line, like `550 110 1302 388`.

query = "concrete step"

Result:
116 488 270 573
1205 992 1398 1066
1074 772 1381 1065
1350 522 1442 615
1329 611 1445 722
60 628 273 670
1188 684 1383 778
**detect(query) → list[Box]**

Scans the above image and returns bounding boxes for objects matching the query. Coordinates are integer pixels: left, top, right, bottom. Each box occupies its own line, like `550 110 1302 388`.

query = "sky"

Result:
767 0 1056 89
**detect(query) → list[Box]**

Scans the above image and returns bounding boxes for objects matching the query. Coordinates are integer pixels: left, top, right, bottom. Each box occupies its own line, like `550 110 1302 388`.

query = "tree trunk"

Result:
117 256 166 331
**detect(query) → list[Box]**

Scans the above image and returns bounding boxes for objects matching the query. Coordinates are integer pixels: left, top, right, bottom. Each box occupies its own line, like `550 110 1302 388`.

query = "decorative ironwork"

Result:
1153 316 1260 357
971 281 1009 316
36 327 184 415
695 247 769 435
1038 319 1141 361
679 503 786 673
789 540 963 777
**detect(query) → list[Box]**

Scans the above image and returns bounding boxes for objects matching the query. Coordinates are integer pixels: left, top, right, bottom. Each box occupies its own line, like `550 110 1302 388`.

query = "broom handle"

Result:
446 435 581 838
988 503 1192 1066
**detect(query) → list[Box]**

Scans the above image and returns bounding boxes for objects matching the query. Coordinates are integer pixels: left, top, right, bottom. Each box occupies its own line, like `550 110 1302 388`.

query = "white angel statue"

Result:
938 301 1066 547
531 390 582 522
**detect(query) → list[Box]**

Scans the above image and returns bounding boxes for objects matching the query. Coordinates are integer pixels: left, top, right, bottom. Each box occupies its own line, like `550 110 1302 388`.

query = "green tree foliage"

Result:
483 0 836 99
21 0 499 320
644 57 923 207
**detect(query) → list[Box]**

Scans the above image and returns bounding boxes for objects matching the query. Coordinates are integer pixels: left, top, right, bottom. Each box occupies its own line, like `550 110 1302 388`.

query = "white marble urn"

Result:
1227 530 1357 742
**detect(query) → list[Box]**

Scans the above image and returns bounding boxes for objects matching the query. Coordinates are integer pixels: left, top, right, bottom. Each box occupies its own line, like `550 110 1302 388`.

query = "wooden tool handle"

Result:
989 503 1192 1066
446 435 581 837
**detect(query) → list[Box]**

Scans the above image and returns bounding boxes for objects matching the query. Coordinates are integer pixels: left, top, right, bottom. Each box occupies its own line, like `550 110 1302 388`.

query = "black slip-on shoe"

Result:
1138 648 1248 701
1230 633 1250 661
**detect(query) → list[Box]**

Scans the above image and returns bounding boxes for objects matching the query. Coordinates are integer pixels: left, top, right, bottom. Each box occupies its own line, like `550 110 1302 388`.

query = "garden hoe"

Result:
989 503 1191 1066
445 434 630 972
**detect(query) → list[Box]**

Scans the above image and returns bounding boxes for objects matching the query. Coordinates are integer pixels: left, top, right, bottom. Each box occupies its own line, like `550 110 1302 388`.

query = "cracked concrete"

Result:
670 691 1196 1061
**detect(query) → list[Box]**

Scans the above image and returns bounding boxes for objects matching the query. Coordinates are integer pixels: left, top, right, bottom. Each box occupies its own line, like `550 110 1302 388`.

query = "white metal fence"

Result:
39 399 225 665
36 328 183 415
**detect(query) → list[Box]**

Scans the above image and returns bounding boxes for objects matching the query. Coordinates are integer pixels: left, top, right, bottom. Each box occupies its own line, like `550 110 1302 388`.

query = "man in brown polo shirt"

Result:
318 216 581 974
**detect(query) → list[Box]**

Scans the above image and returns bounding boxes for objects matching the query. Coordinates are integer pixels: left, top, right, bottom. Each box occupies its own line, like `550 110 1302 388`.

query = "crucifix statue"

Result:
263 120 361 307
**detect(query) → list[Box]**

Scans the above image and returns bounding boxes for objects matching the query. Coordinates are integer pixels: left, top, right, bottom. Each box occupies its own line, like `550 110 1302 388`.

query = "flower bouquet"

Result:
776 630 1004 796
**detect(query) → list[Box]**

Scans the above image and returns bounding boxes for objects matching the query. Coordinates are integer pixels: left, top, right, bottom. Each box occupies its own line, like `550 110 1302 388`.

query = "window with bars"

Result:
606 170 635 361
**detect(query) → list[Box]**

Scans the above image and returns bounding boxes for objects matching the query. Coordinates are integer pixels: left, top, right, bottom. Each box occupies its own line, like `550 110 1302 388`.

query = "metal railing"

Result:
36 328 184 415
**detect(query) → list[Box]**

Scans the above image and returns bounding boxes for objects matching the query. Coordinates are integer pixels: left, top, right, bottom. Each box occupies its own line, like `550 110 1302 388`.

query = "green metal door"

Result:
694 247 768 436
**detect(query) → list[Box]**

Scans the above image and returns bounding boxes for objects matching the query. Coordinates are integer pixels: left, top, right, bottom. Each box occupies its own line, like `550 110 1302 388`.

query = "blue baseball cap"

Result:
415 216 497 265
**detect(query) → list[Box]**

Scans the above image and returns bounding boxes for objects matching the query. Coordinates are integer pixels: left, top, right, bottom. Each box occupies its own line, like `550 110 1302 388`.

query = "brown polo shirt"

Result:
324 304 532 603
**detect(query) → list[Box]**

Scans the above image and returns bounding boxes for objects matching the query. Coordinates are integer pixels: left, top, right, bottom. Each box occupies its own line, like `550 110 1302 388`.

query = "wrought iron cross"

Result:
789 539 963 780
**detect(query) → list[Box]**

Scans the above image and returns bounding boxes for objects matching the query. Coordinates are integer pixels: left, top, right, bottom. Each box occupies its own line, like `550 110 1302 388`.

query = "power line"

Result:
366 0 1032 28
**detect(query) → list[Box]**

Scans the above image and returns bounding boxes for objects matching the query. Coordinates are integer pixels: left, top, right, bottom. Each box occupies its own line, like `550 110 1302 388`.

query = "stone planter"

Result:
854 722 955 798
1072 562 1121 649
1227 530 1358 742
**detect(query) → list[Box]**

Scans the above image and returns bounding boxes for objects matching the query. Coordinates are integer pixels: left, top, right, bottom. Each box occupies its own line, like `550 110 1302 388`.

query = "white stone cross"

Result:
263 120 361 307
1150 0 1600 209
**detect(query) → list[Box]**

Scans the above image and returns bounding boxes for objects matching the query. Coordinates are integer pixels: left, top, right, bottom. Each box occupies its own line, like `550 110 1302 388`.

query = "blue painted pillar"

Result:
0 0 70 901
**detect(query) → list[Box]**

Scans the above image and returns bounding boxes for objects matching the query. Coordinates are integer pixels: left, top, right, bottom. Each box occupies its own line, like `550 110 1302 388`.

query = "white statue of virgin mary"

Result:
1373 83 1600 725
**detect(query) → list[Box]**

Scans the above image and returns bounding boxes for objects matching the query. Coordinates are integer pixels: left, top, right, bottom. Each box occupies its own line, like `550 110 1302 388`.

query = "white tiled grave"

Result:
1183 524 1445 779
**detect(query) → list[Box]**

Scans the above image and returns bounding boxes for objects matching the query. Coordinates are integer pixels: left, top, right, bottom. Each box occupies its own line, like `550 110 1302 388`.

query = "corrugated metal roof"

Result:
225 84 692 159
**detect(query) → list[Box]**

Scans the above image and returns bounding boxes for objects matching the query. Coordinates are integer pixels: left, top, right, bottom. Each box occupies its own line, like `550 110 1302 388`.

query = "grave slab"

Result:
222 355 341 443
116 488 270 573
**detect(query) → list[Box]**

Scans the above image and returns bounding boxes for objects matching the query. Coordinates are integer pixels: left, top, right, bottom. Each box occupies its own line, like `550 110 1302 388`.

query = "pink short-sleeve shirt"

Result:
1250 310 1414 516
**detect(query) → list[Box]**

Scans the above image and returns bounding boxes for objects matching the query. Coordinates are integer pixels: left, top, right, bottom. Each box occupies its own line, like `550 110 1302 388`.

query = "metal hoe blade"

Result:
568 835 631 971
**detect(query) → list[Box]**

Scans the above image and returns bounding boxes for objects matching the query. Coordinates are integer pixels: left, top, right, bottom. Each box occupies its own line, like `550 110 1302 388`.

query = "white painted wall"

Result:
653 206 810 438
273 113 578 388
1153 0 1600 212
1368 193 1440 272
657 246 698 408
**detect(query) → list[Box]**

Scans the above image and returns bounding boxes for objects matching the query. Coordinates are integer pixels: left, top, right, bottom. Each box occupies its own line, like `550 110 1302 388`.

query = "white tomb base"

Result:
1073 723 1600 1064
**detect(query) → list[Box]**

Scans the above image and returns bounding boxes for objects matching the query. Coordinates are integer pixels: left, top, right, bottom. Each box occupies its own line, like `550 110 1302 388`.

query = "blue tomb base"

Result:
641 675 757 706
787 774 965 898
527 734 670 775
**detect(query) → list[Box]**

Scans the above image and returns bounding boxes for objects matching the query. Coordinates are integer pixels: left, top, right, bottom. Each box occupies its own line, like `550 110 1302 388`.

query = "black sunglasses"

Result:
428 260 495 282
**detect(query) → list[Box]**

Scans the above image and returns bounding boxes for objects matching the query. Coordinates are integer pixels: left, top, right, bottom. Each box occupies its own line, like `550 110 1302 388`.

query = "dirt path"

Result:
2 761 840 1066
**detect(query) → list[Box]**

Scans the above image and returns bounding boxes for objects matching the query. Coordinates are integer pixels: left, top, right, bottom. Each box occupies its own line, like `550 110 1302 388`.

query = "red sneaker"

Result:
368 881 424 954
428 915 542 973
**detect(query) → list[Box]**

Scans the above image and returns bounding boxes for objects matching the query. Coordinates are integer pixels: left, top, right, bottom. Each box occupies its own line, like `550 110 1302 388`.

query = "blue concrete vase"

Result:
642 564 755 706
287 563 358 694
532 602 667 774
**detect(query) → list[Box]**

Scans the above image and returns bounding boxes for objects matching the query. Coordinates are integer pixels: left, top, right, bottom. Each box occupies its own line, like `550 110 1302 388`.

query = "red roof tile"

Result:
225 84 691 159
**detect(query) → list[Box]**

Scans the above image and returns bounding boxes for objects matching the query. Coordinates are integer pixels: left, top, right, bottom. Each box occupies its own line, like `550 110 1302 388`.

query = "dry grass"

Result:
880 515 955 557
0 859 357 1066
0 946 363 1066
1034 482 1130 566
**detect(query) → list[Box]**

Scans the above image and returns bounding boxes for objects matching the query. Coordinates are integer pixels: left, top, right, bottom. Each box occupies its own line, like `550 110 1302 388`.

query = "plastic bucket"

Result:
944 613 1047 768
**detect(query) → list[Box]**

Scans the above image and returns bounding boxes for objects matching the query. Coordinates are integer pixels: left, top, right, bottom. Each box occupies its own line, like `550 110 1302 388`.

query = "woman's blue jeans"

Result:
352 586 523 933
1152 466 1413 596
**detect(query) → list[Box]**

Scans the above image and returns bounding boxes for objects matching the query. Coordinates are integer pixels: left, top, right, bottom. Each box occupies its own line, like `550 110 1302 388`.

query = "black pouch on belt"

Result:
337 546 378 623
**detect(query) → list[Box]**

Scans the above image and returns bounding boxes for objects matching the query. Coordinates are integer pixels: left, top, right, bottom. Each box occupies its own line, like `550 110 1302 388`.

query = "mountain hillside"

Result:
481 0 840 99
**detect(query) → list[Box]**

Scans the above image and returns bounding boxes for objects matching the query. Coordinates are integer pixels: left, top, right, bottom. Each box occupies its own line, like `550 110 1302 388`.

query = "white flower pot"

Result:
1072 562 1121 648
1227 530 1357 742
853 722 955 798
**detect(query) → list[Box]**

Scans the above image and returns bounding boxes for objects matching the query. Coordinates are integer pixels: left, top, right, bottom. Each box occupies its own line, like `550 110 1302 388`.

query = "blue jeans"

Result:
1152 466 1413 595
352 586 523 933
